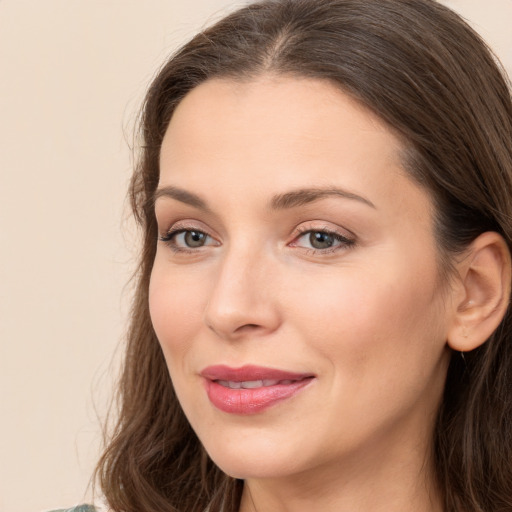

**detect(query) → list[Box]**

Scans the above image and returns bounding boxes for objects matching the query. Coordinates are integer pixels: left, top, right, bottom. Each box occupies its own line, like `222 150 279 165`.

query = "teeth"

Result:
242 380 263 389
217 379 284 389
218 380 241 389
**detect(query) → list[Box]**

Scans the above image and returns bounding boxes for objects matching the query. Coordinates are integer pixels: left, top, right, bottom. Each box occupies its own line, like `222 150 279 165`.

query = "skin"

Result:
149 76 460 511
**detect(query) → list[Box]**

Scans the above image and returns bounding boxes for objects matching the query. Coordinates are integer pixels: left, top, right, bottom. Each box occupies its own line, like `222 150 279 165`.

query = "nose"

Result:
204 246 281 341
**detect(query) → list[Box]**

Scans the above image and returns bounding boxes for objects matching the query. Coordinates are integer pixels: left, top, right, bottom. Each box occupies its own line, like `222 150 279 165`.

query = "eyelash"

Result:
158 226 356 255
291 226 356 254
158 227 216 254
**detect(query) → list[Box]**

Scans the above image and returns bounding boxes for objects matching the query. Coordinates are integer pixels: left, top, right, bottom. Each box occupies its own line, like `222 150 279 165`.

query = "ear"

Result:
447 232 511 352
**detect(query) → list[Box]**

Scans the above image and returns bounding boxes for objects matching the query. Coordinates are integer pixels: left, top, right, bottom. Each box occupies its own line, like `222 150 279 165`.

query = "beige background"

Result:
0 1 511 511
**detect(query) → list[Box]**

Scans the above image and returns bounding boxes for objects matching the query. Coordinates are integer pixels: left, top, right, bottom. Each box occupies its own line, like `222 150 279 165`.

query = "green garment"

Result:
50 506 97 512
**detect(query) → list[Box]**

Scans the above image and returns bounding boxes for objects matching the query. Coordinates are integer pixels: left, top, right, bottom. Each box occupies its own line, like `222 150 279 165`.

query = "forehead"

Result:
162 76 403 168
159 76 427 220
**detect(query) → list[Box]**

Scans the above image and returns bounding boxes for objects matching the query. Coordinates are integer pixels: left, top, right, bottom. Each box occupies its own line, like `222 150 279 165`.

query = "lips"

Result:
200 365 315 414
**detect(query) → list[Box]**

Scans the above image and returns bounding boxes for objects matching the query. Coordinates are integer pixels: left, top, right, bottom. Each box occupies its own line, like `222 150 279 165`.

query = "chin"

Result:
200 429 311 480
210 454 298 480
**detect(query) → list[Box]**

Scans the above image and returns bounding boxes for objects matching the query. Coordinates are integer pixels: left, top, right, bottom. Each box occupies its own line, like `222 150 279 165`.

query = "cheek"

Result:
286 258 446 365
148 263 207 360
285 264 448 439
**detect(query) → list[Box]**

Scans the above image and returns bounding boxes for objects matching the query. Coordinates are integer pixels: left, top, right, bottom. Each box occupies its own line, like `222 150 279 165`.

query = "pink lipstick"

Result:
200 365 315 414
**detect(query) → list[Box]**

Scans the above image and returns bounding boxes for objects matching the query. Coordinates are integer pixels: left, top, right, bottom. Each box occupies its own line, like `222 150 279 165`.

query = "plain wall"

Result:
1 1 511 511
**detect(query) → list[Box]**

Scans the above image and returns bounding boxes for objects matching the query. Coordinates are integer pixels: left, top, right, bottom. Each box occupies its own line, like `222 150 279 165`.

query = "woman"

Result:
72 0 512 510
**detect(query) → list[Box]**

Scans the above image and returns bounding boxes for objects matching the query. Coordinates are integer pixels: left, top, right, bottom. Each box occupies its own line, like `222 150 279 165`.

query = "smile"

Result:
200 365 315 414
217 379 296 389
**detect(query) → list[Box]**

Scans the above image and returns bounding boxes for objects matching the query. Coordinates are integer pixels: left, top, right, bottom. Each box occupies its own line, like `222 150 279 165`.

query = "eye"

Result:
291 229 355 252
159 228 218 251
308 231 337 249
177 230 208 248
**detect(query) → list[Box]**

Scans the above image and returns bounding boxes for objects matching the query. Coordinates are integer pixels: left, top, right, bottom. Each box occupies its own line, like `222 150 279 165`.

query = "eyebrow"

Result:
270 187 376 210
153 185 375 211
153 186 212 212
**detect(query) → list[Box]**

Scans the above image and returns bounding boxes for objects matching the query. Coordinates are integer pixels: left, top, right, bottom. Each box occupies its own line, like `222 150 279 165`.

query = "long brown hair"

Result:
95 1 512 510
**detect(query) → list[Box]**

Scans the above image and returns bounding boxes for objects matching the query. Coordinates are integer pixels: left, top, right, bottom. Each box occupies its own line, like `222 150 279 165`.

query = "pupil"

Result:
310 231 333 249
185 231 205 247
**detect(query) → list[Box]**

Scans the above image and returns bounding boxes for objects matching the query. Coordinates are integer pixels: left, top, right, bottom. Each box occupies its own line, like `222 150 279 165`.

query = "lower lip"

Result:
204 378 313 414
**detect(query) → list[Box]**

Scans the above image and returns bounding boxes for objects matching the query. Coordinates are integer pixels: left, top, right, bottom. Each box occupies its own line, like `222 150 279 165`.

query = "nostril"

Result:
237 324 261 331
234 323 262 333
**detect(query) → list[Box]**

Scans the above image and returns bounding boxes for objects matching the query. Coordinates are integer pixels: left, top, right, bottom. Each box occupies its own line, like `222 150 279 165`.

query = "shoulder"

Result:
47 506 98 512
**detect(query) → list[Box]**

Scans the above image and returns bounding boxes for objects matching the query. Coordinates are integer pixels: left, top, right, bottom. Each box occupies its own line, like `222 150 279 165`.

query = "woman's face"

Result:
150 77 454 480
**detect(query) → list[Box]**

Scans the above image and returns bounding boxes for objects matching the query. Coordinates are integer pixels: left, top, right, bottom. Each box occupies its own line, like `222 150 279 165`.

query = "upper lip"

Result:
200 364 314 382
